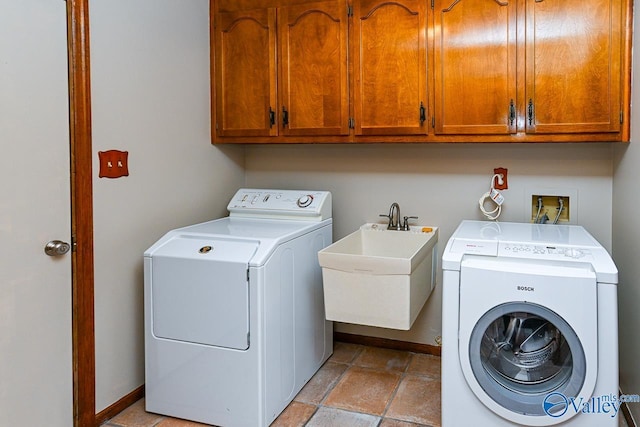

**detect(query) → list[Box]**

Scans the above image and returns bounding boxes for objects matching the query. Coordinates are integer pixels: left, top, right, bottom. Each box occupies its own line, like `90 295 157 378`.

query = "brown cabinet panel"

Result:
215 9 277 137
217 0 327 13
525 0 622 134
279 1 349 136
352 0 428 135
434 0 517 135
210 0 631 143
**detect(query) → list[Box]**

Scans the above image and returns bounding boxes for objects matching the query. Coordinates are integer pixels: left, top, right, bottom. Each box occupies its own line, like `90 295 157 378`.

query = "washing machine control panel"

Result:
499 242 594 261
227 188 332 220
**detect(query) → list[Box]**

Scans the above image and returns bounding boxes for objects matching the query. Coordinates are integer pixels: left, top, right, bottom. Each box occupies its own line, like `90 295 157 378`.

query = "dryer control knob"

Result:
297 195 313 208
564 248 584 258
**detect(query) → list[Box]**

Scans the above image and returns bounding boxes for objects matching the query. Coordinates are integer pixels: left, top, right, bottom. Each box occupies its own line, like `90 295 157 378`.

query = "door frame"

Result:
66 1 96 426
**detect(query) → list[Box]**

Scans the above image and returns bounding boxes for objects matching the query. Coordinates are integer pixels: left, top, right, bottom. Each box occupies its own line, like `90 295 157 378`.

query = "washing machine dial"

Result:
564 248 585 258
297 195 313 208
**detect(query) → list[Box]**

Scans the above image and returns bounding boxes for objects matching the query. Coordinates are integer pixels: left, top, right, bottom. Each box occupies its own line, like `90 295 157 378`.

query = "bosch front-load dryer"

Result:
442 220 618 426
144 189 333 427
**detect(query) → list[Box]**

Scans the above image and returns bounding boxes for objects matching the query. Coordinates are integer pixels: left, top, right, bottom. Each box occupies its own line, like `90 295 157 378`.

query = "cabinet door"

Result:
279 1 349 136
215 9 277 137
352 0 428 135
525 0 622 134
434 0 517 134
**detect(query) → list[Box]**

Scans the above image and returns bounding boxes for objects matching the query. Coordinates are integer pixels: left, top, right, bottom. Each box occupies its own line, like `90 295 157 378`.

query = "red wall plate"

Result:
98 150 129 179
493 167 508 190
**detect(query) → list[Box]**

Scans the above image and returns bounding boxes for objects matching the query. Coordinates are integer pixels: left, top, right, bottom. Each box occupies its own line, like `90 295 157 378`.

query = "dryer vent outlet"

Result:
531 195 571 224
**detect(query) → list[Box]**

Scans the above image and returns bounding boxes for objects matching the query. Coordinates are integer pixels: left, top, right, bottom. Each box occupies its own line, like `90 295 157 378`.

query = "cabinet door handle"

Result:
528 99 534 126
419 102 426 125
269 107 276 128
509 99 515 126
282 106 289 127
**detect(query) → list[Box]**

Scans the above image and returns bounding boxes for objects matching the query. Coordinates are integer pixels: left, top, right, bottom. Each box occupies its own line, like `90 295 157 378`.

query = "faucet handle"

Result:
402 216 418 230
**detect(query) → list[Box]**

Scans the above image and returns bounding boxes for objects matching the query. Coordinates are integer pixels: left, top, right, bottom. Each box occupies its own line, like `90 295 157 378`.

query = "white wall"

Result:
613 3 640 422
246 143 613 345
614 144 640 422
90 0 244 412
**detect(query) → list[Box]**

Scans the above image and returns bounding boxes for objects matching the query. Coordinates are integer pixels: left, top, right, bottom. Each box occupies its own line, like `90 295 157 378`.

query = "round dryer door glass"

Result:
469 302 586 417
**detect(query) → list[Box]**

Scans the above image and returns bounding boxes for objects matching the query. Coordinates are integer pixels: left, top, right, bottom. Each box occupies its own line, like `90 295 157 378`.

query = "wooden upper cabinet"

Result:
352 0 428 136
217 0 330 12
215 9 277 137
525 0 623 134
434 0 517 135
210 0 631 143
278 1 349 136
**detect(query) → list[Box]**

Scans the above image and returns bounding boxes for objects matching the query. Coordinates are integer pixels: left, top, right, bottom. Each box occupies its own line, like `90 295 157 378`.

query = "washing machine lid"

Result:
145 216 331 267
448 220 601 247
150 230 260 261
442 221 617 283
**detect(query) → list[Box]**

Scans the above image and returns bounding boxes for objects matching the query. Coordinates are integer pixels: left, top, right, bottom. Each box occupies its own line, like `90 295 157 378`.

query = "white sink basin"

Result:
318 223 438 330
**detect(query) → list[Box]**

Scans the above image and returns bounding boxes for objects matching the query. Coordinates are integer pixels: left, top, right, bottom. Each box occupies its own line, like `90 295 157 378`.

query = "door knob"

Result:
44 240 71 256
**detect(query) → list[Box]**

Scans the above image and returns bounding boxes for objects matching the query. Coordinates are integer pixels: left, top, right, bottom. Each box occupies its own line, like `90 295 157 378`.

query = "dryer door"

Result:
150 236 258 350
459 256 598 426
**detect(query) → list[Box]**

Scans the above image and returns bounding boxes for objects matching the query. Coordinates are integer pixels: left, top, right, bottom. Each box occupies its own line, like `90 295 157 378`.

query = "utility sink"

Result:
318 223 438 330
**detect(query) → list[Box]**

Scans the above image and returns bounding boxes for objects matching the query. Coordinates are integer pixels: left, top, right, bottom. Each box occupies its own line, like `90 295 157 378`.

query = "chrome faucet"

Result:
389 202 401 230
380 203 417 231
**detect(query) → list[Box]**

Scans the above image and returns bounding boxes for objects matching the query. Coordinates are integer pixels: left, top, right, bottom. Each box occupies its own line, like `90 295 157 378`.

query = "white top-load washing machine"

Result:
144 189 333 427
442 220 618 427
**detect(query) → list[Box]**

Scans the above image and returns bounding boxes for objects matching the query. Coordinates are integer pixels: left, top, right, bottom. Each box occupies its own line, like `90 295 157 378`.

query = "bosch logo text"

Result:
517 286 535 292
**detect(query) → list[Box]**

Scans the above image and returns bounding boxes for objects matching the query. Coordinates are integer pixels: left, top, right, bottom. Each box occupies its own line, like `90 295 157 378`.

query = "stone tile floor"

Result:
100 342 631 427
100 342 440 426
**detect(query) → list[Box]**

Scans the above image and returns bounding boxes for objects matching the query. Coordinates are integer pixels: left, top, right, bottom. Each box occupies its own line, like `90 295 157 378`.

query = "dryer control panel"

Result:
227 188 332 221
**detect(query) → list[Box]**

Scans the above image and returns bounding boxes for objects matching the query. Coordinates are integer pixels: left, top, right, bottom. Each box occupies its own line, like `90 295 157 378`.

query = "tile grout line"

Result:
303 344 365 426
316 344 363 408
380 351 414 421
316 345 419 425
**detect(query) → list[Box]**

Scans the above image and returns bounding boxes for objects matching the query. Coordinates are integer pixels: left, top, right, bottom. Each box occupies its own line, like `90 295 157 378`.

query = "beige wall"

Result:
246 143 614 344
613 3 640 422
614 143 640 422
90 0 244 412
